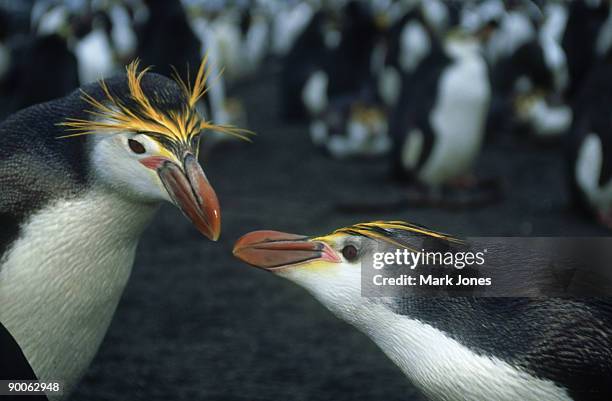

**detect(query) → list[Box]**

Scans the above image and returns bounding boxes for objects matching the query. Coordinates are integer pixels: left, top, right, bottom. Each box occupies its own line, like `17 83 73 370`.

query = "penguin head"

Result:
233 221 459 309
60 58 251 240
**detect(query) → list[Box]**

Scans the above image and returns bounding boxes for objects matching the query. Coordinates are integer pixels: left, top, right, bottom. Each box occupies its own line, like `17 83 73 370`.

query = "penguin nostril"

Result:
128 139 146 154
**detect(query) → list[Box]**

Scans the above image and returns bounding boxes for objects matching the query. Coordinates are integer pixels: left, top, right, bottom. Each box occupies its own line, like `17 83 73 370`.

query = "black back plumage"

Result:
0 72 186 261
375 230 612 400
389 297 612 401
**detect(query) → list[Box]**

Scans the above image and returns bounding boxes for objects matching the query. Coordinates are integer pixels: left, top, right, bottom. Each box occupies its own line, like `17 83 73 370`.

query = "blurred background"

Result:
0 0 611 400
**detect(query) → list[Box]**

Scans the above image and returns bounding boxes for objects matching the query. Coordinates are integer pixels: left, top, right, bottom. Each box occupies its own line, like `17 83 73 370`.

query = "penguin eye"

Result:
128 139 146 154
341 244 359 262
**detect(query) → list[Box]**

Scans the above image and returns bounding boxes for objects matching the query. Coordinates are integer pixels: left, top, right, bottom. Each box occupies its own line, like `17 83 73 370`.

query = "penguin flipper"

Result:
0 322 48 400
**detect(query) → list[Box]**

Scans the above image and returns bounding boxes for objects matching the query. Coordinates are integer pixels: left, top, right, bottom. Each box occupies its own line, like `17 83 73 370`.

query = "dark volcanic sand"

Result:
71 68 608 401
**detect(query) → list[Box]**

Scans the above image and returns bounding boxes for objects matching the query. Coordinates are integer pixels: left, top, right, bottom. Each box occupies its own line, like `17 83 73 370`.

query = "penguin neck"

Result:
0 188 158 397
338 299 571 401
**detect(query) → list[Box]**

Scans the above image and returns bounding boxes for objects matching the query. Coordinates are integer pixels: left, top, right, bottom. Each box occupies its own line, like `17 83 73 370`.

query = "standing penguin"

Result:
234 221 612 401
0 59 246 399
390 28 491 189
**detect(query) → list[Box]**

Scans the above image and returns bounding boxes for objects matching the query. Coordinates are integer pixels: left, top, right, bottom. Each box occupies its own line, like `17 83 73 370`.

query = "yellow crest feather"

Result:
318 221 463 252
58 57 253 144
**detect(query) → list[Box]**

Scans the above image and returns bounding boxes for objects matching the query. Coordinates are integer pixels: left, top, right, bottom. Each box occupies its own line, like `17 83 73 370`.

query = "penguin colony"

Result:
0 1 611 401
277 0 612 227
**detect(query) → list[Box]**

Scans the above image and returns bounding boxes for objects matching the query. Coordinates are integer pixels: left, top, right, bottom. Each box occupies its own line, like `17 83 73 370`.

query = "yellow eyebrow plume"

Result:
315 220 464 251
58 57 253 143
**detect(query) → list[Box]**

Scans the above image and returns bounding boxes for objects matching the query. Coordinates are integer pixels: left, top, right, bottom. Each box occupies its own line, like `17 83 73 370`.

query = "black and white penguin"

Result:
567 51 612 229
0 59 246 398
234 221 612 401
389 27 490 188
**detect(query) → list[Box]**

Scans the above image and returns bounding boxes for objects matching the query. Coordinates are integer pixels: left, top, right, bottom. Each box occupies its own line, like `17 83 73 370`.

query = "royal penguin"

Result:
0 59 247 398
234 221 612 401
389 26 490 190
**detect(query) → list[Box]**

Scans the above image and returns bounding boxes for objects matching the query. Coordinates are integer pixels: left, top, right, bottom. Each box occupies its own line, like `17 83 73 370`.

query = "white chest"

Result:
354 304 571 401
0 191 156 399
420 53 490 186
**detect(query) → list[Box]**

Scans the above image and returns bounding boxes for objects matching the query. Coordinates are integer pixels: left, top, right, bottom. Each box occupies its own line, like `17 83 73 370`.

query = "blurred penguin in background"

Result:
473 0 571 140
388 8 491 199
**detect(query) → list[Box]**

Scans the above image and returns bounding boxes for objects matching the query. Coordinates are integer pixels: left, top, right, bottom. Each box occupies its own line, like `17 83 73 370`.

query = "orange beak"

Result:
233 230 340 270
157 154 221 241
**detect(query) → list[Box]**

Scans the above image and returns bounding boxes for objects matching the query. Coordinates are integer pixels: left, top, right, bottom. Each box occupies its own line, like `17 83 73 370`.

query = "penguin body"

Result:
391 35 490 187
0 63 226 398
234 221 612 401
0 80 152 395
